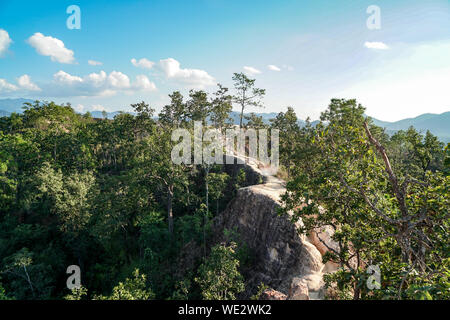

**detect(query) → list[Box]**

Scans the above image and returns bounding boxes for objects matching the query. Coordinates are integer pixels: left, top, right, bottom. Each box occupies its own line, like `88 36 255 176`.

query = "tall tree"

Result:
143 129 189 234
186 90 210 126
232 73 265 128
210 84 232 131
270 107 299 177
282 99 449 299
158 91 186 128
131 101 155 137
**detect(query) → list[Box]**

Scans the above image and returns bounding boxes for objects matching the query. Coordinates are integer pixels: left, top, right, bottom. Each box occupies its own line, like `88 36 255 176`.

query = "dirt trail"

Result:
226 151 330 300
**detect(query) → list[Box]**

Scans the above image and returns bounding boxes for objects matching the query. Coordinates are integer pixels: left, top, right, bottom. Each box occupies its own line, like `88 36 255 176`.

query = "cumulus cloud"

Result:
267 65 281 71
17 74 41 91
27 32 75 63
0 29 12 57
0 79 18 92
91 104 106 111
133 74 157 91
84 70 106 86
131 58 154 69
364 41 389 50
88 59 103 66
158 58 215 88
108 71 131 89
243 66 261 75
54 70 83 85
50 70 156 97
0 75 40 93
130 57 215 88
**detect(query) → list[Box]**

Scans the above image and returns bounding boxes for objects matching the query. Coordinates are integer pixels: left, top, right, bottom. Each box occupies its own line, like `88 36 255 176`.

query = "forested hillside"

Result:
0 90 246 300
0 74 448 300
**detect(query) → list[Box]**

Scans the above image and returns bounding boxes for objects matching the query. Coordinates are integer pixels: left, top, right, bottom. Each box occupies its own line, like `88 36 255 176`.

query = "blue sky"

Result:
0 0 449 121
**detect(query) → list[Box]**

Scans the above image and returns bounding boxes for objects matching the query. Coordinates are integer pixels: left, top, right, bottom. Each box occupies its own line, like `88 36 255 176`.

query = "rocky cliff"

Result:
213 156 335 300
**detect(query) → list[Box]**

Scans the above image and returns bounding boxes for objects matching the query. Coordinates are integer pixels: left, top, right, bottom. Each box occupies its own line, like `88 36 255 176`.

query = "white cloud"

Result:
74 104 110 113
88 60 103 66
91 104 106 111
0 29 12 57
0 79 18 92
133 74 157 91
364 41 389 50
50 70 156 97
131 58 154 69
0 74 41 93
159 58 215 88
267 65 281 71
17 75 41 91
54 70 83 85
85 70 107 87
108 71 131 89
243 66 261 75
27 32 75 64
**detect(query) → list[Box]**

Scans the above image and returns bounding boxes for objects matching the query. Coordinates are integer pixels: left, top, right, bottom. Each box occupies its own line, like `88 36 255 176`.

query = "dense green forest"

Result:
0 73 448 300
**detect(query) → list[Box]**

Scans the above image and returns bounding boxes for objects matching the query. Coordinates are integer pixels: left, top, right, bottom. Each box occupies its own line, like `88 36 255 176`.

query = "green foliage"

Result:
1 247 56 299
232 72 266 128
0 281 13 300
281 98 449 300
244 113 267 129
64 286 88 300
0 97 236 300
2 83 446 301
186 90 210 125
223 228 253 269
195 242 245 300
170 278 192 300
250 283 268 300
270 106 299 176
210 84 233 131
206 172 230 214
158 91 186 127
94 269 154 300
33 162 96 235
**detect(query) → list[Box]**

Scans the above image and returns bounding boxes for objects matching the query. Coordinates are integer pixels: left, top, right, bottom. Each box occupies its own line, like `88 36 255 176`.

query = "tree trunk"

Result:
168 186 174 234
239 104 245 128
204 166 210 257
353 285 360 300
23 265 35 298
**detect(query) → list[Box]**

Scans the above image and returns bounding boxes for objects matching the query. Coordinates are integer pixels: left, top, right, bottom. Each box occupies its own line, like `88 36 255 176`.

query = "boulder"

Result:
261 289 287 300
288 278 309 300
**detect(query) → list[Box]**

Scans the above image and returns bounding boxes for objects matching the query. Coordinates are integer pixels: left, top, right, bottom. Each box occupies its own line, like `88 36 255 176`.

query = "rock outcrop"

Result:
261 289 288 300
213 155 335 299
288 277 310 300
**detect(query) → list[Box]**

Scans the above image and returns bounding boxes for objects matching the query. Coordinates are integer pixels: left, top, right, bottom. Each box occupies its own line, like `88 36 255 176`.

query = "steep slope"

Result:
213 156 334 299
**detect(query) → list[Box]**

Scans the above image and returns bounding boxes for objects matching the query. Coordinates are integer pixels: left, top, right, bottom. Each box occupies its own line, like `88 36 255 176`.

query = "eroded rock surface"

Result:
261 289 288 300
288 277 310 300
213 156 334 299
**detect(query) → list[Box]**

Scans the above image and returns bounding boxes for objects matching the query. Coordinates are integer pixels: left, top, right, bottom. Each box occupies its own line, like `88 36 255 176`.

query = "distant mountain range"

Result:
369 112 450 143
1 98 448 143
0 98 35 116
